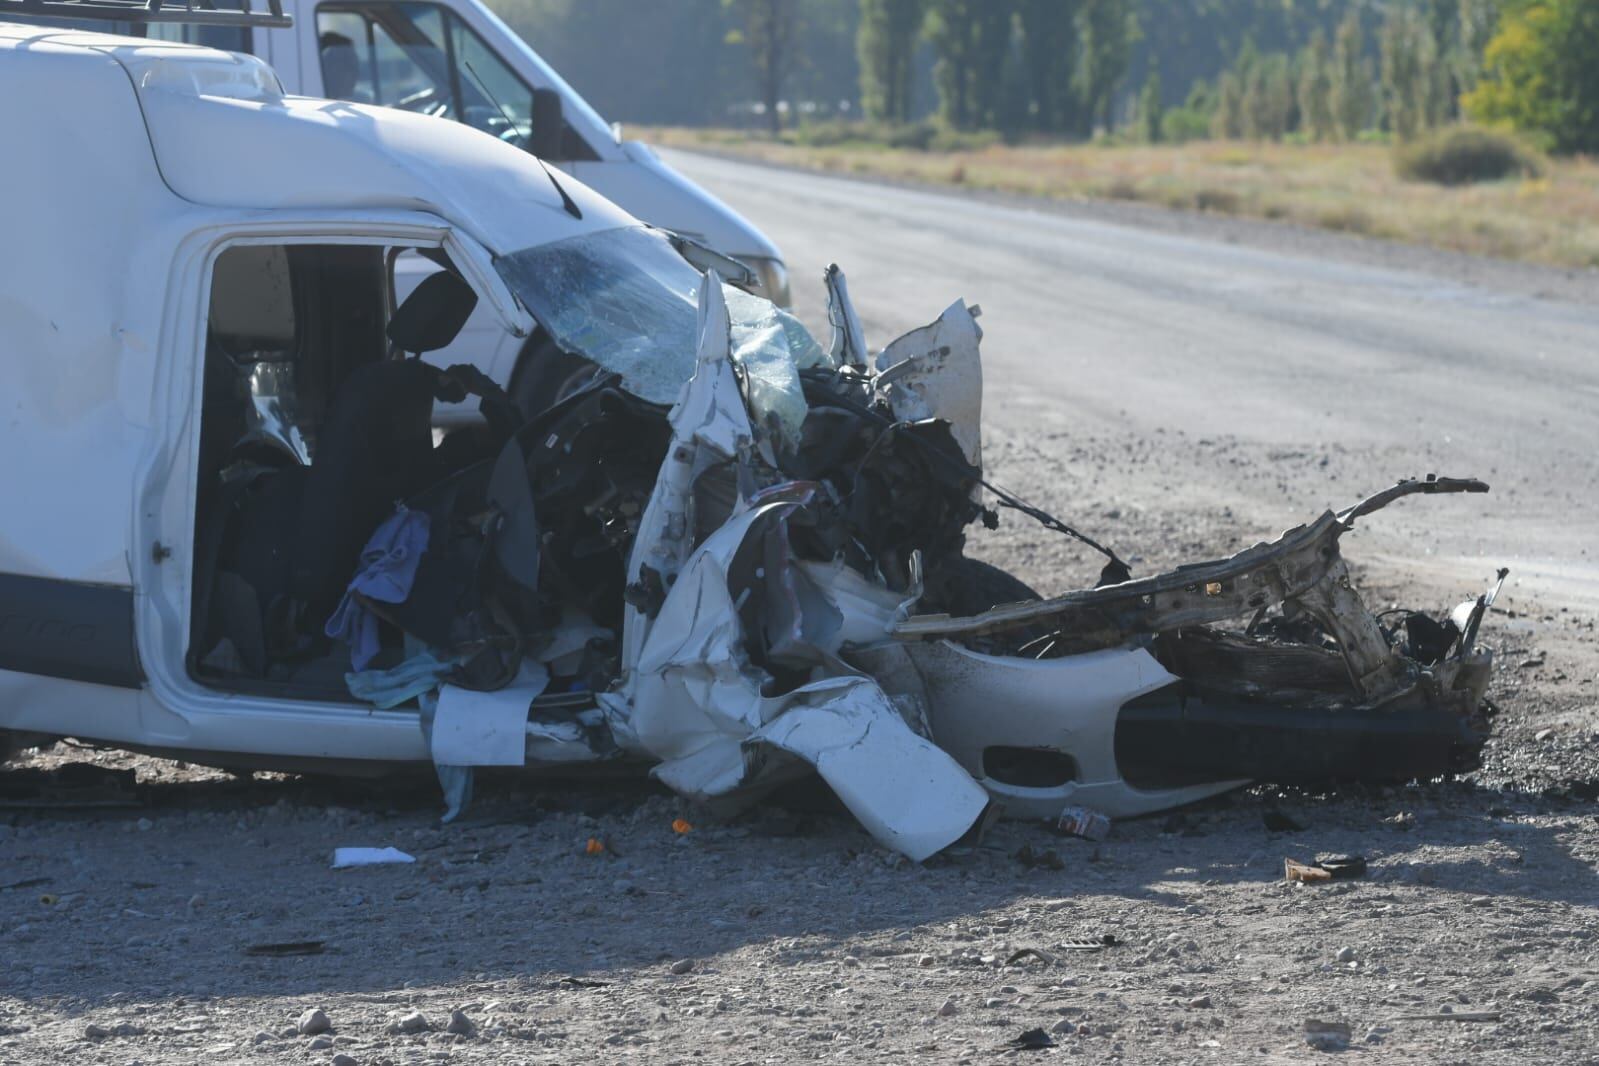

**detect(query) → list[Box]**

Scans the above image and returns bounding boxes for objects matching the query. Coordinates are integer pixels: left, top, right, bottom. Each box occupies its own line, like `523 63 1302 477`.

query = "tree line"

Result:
870 0 1595 152
489 0 1596 155
848 0 1540 145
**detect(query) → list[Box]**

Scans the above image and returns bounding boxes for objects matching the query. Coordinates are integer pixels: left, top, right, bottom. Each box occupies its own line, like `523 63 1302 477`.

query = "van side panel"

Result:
0 37 177 586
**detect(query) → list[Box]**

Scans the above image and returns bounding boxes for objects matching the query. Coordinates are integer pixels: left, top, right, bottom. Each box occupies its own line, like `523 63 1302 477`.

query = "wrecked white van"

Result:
0 23 1500 860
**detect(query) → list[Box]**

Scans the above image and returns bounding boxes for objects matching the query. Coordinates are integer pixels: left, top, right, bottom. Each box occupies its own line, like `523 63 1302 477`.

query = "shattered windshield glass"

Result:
496 227 703 405
496 227 831 422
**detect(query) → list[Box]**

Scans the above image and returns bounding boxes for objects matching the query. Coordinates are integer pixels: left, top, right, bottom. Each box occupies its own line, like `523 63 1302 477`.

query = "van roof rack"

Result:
1 0 291 28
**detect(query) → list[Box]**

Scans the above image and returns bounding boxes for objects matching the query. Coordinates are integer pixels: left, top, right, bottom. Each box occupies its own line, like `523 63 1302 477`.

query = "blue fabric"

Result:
345 652 455 710
325 506 431 670
417 689 474 823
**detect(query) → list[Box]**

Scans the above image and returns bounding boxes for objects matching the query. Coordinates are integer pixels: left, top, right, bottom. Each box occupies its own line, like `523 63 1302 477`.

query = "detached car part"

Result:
891 478 1495 819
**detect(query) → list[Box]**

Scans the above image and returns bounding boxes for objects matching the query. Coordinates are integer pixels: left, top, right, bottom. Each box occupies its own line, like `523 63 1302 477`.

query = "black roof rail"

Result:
1 0 292 28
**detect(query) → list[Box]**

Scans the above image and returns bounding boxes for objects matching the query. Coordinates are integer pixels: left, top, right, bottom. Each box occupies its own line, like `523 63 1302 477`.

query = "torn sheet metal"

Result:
615 272 752 718
431 662 550 767
824 263 868 369
621 491 988 861
794 557 914 649
874 300 985 468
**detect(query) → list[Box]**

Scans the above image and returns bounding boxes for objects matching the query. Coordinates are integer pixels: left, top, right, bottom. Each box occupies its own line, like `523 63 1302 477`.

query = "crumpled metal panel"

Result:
875 300 985 469
624 492 989 861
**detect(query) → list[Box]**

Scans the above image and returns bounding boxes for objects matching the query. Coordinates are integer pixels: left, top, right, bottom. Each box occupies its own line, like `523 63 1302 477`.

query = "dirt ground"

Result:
4 191 1599 1065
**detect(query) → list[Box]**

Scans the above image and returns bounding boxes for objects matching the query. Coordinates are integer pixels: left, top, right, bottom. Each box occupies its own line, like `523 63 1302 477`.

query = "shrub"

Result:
785 119 1000 154
1394 125 1544 185
1160 106 1212 144
927 126 1000 153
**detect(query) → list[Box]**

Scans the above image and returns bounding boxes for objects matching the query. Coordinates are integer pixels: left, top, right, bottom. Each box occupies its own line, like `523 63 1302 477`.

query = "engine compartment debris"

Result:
182 236 1501 859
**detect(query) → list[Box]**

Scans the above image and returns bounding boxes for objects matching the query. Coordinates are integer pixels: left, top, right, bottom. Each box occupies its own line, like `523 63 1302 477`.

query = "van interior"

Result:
188 242 661 706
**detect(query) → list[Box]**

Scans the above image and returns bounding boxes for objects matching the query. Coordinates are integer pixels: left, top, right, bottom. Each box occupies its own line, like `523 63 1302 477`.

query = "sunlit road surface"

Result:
668 148 1599 614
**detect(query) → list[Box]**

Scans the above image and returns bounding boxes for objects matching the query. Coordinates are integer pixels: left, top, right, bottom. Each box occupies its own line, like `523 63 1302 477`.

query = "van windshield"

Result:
496 227 702 405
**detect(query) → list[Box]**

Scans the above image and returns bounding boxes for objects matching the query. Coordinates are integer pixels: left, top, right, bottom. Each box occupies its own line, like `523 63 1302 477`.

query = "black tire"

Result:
924 556 1041 616
507 332 607 420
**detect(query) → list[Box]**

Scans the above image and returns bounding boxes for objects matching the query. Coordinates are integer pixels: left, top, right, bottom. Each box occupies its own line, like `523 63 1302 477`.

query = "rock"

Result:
136 818 153 832
252 1031 276 1045
331 1056 358 1066
1535 728 1555 742
1335 947 1356 963
298 1008 332 1036
1304 1019 1351 1052
445 1010 474 1036
280 1026 300 1039
84 1024 109 1039
937 997 958 1017
669 958 696 975
308 1036 334 1050
1050 1019 1075 1035
917 954 936 967
397 1011 429 1034
983 997 1005 1008
1188 995 1213 1009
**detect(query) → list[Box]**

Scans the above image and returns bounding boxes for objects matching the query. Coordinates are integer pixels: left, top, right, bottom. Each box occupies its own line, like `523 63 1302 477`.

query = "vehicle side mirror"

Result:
530 88 564 161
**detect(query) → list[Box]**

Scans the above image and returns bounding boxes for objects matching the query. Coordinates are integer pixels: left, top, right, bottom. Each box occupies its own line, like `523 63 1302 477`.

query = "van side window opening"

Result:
316 3 541 151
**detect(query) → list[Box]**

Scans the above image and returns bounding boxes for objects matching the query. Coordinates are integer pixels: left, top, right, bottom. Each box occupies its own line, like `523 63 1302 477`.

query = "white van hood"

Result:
105 37 634 255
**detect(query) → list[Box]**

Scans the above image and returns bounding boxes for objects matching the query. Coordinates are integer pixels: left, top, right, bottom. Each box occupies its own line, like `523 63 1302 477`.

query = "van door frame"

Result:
128 214 521 763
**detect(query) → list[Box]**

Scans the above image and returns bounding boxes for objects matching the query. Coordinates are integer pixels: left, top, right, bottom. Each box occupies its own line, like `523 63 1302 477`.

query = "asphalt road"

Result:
668 149 1599 615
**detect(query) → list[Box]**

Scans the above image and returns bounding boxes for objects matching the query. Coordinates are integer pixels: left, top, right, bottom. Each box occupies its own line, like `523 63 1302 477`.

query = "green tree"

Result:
1211 68 1244 138
1137 70 1163 141
928 0 981 127
1298 29 1336 141
1464 0 1599 154
1452 0 1501 98
1159 78 1213 143
858 0 926 123
724 0 798 134
971 1 1018 129
1381 4 1440 141
1019 0 1082 133
1330 9 1376 140
1075 0 1137 135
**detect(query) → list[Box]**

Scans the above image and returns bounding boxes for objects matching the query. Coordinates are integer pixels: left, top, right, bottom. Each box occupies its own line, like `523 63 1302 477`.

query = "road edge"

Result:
663 144 1599 309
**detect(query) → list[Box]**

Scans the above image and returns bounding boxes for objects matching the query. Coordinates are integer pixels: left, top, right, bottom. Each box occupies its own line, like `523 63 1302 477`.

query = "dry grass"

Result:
641 128 1599 269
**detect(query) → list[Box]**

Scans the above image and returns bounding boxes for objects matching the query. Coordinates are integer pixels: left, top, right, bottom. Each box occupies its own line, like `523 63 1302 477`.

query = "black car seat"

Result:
288 270 480 624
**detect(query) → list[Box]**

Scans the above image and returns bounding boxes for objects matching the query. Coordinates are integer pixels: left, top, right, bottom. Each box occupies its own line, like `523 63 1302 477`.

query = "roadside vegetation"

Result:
645 126 1599 268
628 0 1599 269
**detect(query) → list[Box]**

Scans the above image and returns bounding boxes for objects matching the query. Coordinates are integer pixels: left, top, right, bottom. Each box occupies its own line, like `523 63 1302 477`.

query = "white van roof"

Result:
0 21 634 254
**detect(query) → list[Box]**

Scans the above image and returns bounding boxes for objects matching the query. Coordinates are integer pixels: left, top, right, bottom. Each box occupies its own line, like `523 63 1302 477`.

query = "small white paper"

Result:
431 662 549 767
331 846 415 868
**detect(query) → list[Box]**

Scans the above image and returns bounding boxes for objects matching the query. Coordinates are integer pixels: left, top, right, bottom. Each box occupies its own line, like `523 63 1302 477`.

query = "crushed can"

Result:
1055 805 1111 842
